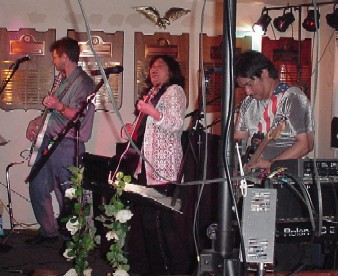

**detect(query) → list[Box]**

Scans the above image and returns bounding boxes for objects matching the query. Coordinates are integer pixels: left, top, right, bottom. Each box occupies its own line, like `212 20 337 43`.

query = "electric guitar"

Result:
244 119 285 173
130 87 157 143
28 72 64 166
110 85 160 180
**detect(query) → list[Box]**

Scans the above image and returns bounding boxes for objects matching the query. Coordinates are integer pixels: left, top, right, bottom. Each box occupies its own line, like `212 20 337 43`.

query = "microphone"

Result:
204 67 223 74
16 54 31 64
90 65 124 76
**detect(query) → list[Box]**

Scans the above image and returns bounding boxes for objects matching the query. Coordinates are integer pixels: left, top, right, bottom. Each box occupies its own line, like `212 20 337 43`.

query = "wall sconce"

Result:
273 9 295 32
252 10 271 34
302 9 320 32
326 5 338 30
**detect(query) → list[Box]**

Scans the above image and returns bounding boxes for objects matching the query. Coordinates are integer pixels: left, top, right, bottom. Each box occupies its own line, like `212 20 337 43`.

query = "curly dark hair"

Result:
143 55 185 89
49 37 80 63
134 55 185 115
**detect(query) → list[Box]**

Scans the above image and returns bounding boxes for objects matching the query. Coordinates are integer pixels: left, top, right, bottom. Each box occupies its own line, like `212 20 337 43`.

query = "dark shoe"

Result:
25 233 59 245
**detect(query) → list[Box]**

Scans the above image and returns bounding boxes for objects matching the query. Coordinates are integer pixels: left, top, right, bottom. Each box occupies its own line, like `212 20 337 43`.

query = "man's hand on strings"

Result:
26 116 42 141
43 95 63 111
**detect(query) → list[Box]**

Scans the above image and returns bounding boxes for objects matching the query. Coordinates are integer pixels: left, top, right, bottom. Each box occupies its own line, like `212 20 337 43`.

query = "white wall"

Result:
0 0 336 229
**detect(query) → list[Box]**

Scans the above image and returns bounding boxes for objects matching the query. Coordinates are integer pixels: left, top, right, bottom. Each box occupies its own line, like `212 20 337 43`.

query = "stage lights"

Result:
252 11 271 34
254 3 336 35
326 6 338 30
302 9 320 32
273 9 295 32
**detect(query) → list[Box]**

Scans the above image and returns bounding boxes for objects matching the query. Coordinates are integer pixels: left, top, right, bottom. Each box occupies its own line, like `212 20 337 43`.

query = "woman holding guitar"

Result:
125 55 192 275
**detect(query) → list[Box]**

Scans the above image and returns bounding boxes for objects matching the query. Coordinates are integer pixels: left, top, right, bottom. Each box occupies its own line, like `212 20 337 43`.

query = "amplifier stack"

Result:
272 158 338 180
269 159 338 271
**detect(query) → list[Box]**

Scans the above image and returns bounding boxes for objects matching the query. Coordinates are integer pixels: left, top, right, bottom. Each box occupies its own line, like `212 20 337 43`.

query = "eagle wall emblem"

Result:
133 6 191 29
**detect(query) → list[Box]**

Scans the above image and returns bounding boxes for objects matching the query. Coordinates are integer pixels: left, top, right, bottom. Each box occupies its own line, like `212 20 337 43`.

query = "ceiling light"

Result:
253 11 271 34
326 7 338 30
302 9 320 32
273 9 295 32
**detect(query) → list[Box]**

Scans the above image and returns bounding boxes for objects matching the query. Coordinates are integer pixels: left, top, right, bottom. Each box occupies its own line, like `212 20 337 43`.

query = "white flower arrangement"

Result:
65 217 80 235
61 167 97 276
96 171 133 275
106 230 119 241
62 168 132 276
113 269 129 276
64 268 92 276
65 187 76 199
115 210 133 223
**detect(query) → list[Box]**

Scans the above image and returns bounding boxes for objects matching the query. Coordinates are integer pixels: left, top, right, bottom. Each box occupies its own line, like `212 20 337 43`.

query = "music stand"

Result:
0 161 24 253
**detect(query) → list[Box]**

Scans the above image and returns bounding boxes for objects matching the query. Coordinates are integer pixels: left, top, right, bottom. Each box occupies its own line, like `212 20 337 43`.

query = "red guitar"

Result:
130 89 155 143
110 85 160 180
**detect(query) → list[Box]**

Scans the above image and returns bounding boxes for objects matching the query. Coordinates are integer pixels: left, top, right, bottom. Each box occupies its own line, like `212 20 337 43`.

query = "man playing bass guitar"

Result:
234 51 314 171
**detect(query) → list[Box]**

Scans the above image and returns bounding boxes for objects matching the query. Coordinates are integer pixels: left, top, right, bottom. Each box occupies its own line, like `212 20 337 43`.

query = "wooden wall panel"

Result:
201 34 252 112
67 30 124 111
0 28 56 110
262 37 312 100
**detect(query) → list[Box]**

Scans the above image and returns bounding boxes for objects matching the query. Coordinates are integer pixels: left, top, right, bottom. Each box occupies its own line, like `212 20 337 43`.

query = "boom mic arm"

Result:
90 66 124 76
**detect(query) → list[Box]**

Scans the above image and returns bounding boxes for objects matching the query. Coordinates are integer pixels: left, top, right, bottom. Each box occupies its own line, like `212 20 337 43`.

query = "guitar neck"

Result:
246 136 270 167
245 120 285 170
36 108 50 132
131 90 155 141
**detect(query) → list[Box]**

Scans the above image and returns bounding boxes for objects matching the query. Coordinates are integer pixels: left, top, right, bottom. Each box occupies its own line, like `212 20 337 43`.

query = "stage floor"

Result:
1 229 337 275
0 229 113 275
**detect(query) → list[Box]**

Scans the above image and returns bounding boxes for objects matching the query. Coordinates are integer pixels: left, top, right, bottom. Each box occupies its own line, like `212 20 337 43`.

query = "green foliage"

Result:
63 168 132 275
62 166 97 276
96 171 132 272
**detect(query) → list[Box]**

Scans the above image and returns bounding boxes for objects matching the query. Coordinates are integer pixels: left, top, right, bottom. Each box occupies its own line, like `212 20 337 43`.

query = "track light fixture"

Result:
326 5 338 30
252 10 271 34
273 9 295 32
302 9 320 32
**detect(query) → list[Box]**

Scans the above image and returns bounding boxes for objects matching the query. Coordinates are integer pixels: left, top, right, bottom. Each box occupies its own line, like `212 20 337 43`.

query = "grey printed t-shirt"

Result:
236 85 313 161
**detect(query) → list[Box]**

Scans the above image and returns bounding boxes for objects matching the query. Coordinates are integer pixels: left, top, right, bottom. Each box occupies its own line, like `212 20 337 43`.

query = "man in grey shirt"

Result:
234 50 314 171
25 37 95 244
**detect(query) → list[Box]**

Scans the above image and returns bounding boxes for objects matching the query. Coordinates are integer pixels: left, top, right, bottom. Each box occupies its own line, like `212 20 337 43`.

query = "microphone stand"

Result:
199 0 240 274
171 74 215 208
0 61 21 95
25 76 105 183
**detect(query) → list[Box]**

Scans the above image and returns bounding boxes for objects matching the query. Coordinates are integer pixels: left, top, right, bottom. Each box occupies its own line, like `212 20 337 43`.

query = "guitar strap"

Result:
55 71 82 103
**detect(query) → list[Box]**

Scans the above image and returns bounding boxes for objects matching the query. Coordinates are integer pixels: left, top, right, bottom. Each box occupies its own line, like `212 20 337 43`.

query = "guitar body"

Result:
28 112 51 166
244 120 285 173
130 89 154 142
110 85 160 179
28 73 64 167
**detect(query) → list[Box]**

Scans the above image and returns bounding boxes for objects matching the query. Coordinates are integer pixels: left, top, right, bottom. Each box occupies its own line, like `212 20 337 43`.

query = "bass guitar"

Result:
244 119 285 173
28 72 64 166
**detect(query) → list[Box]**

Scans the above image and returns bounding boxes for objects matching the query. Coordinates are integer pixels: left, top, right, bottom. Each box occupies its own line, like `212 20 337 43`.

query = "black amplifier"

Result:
272 159 338 178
